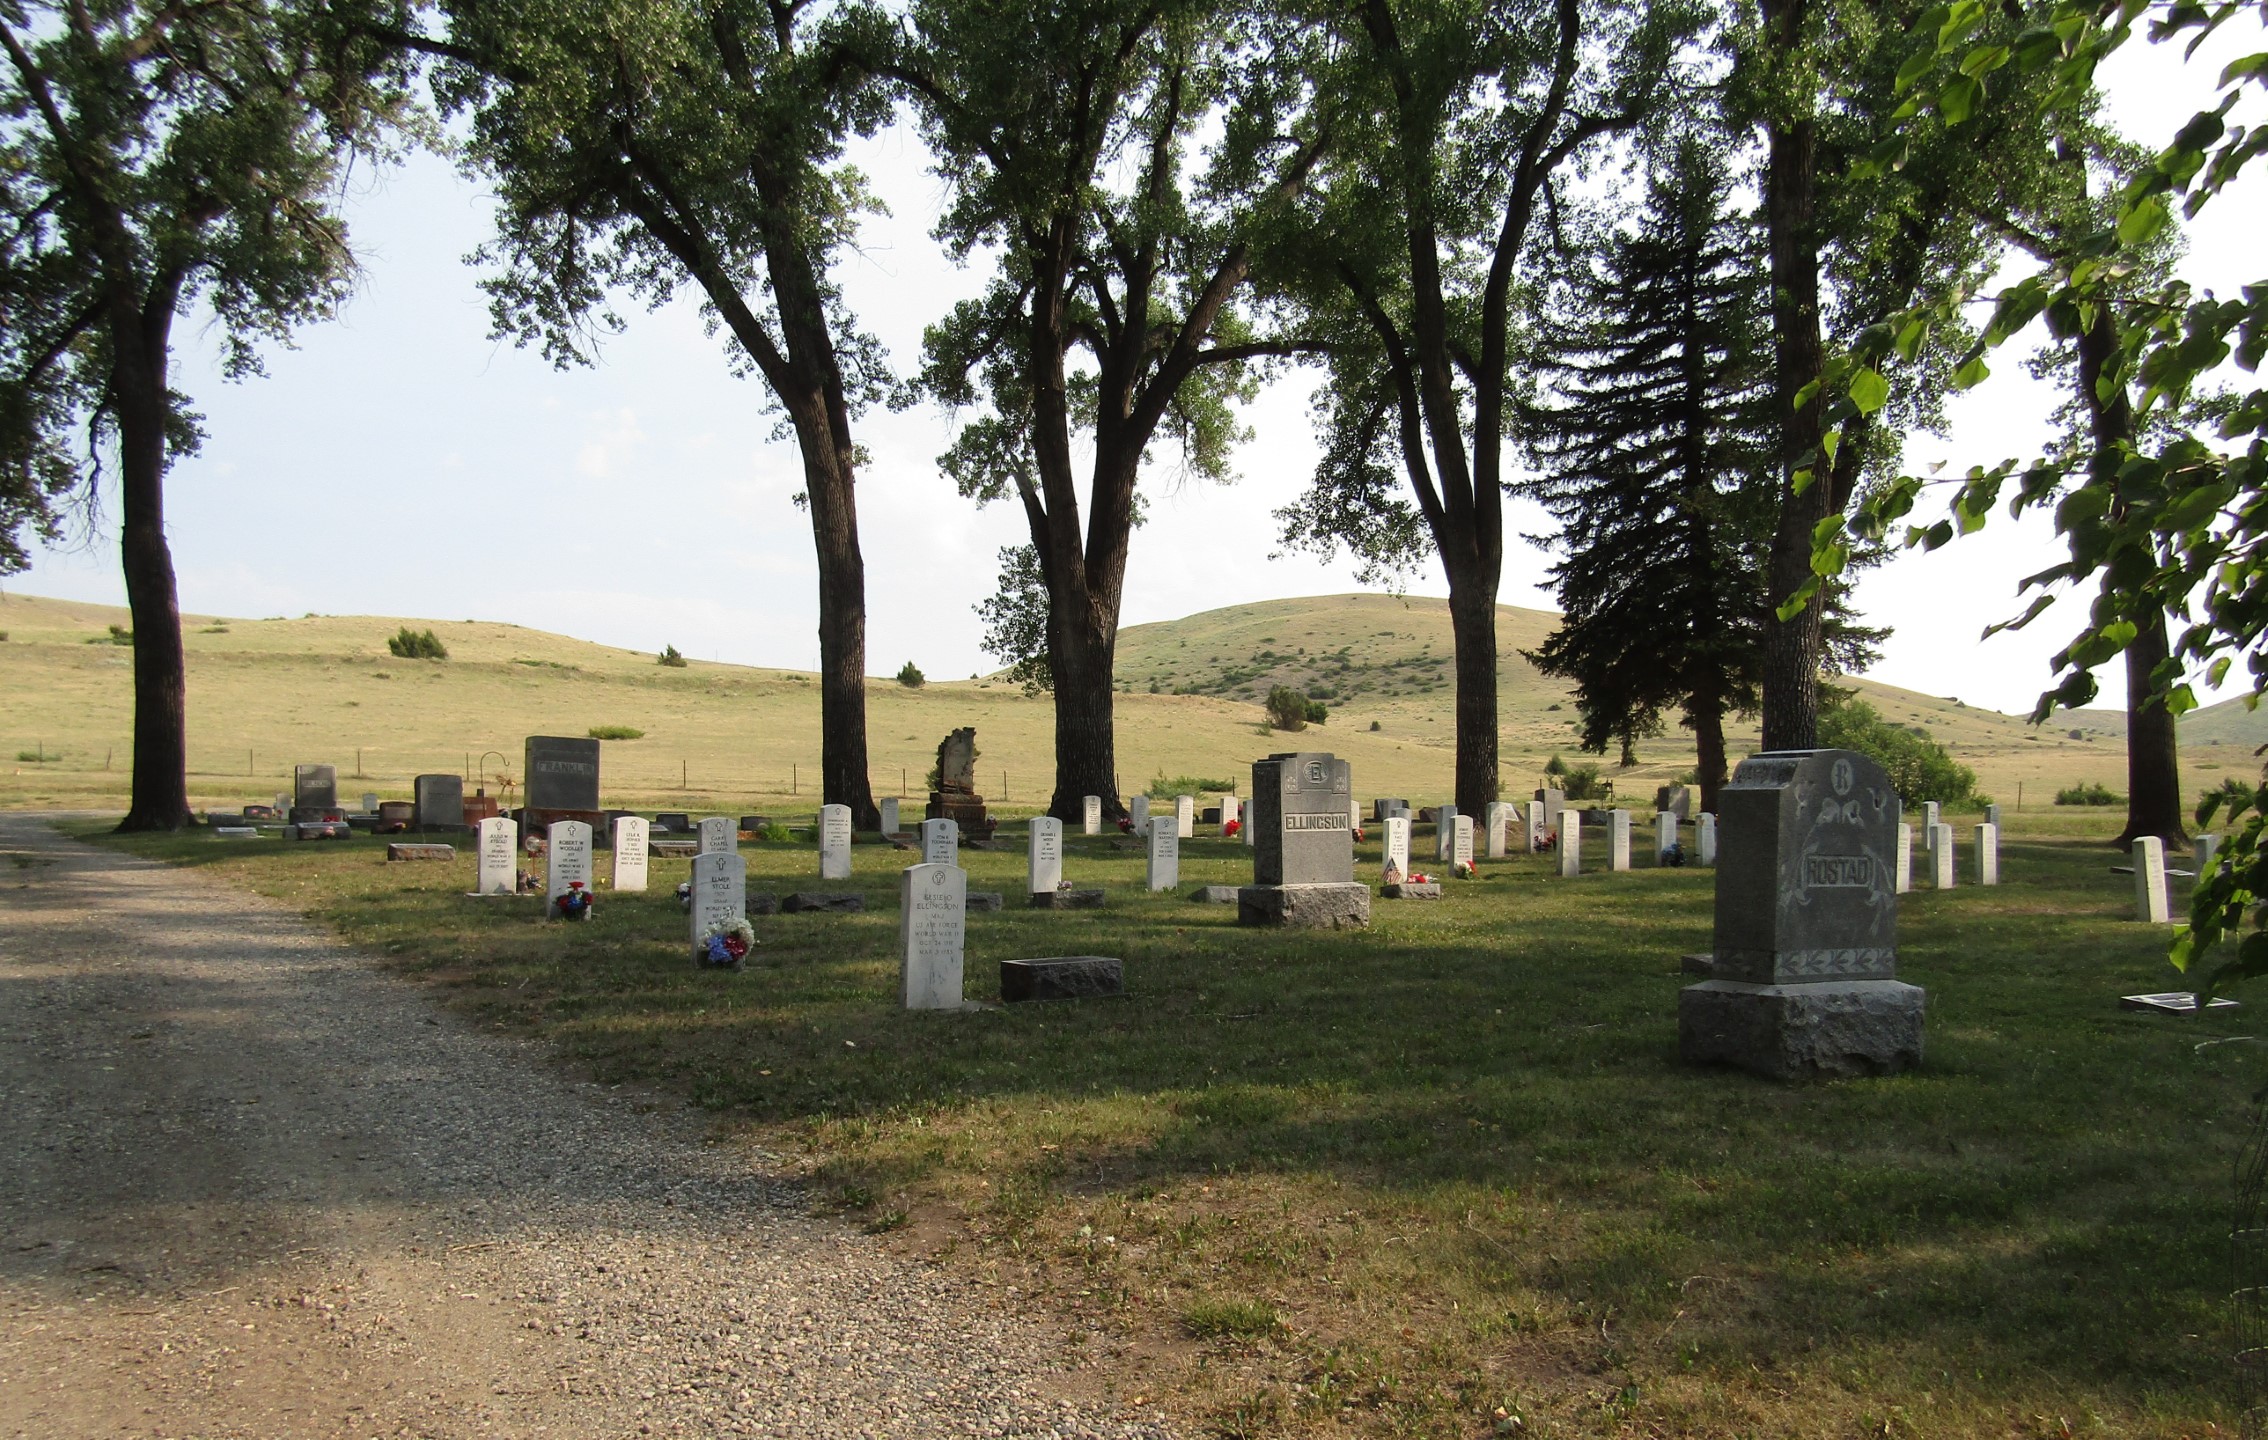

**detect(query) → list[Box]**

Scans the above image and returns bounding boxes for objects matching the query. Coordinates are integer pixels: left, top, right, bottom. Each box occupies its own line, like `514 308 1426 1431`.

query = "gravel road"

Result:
0 814 1176 1439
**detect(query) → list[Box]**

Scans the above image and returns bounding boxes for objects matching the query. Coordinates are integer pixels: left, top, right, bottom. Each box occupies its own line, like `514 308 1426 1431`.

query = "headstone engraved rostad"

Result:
475 817 518 895
900 863 967 1009
1146 824 1179 891
612 815 650 891
922 817 959 868
819 804 853 880
689 850 747 949
544 820 594 918
1239 751 1369 928
414 773 465 829
1029 816 1064 895
1679 749 1925 1079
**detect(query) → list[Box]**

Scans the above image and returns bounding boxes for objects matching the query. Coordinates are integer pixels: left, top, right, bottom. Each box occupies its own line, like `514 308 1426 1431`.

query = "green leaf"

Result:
1895 48 1938 92
1849 367 1890 415
2117 194 2169 248
1937 74 1982 125
1894 319 1928 362
1952 355 1991 388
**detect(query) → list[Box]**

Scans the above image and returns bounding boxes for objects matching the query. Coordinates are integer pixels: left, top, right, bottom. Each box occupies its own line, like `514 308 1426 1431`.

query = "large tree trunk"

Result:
1446 574 1500 816
1757 0 1828 753
112 302 194 833
2115 609 2185 847
1692 699 1729 814
800 432 877 831
1047 592 1121 822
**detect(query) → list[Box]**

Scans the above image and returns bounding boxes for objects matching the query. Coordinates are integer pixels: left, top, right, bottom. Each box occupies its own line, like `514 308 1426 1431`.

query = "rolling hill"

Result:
1 588 2257 815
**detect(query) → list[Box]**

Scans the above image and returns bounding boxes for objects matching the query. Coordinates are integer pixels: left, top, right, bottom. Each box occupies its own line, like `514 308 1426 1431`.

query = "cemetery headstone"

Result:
699 815 736 855
1526 803 1549 853
1484 802 1509 859
2135 836 2171 923
1559 812 1583 878
544 820 594 919
1985 802 2001 827
1382 815 1411 880
1146 823 1180 891
1450 814 1475 870
612 815 650 891
1975 822 1999 885
1239 751 1368 928
819 804 853 880
295 764 338 813
1931 823 1956 889
1537 787 1566 829
924 727 996 839
689 849 748 952
1697 812 1718 866
880 797 900 835
523 736 603 831
1657 811 1679 863
1130 795 1151 835
1678 748 1924 1079
475 817 518 896
274 791 290 814
1894 823 1913 894
1435 804 1459 862
654 812 691 833
1221 795 1241 830
900 863 967 1009
1243 799 1256 847
1654 784 1693 819
1922 801 1941 854
1029 816 1064 895
2197 832 2223 879
362 792 379 815
1608 810 1631 871
1176 795 1195 839
413 773 465 829
922 817 959 868
1082 795 1102 835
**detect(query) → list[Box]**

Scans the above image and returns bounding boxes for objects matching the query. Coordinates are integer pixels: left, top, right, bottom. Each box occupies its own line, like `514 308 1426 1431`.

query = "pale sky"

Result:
8 23 2262 718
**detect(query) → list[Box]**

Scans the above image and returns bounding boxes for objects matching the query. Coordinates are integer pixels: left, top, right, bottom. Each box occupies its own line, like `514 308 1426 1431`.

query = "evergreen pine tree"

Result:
1519 141 1776 810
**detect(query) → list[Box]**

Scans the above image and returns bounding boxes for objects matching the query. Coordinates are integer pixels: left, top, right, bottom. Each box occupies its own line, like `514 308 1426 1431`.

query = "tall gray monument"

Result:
1679 749 1924 1079
1237 751 1369 929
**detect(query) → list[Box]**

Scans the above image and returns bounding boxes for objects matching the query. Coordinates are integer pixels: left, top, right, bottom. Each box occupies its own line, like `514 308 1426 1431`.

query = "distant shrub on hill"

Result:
387 626 446 660
588 726 644 741
897 661 925 688
1266 686 1309 731
2055 781 2121 806
1817 692 1978 807
658 644 687 667
1146 773 1237 798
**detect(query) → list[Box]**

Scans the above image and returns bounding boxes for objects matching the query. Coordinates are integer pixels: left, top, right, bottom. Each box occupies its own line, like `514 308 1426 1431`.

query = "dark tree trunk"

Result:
2074 304 2184 848
1046 595 1121 822
112 294 194 833
798 428 877 831
1692 699 1728 814
1446 575 1500 816
1757 0 1828 753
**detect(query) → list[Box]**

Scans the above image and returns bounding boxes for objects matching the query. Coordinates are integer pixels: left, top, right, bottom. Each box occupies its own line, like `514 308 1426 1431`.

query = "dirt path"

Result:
0 815 1172 1440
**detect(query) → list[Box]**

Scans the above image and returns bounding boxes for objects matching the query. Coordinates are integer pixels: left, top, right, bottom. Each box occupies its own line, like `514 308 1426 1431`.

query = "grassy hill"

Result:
2 588 2257 815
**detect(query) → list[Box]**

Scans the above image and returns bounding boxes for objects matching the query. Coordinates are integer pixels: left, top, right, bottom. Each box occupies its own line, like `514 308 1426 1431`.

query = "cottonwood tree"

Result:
891 0 1324 823
0 0 413 830
1271 0 1697 819
399 0 891 826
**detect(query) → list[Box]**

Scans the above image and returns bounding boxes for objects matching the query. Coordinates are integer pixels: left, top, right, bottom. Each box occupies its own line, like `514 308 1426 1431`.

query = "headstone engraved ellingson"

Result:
1238 751 1369 928
1678 749 1924 1079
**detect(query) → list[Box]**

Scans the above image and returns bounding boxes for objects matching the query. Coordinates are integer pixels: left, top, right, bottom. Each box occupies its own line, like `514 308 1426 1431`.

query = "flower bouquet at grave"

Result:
1535 828 1558 852
697 917 755 969
553 880 594 921
1117 816 1137 834
1660 842 1686 868
1406 870 1433 885
1452 859 1476 879
675 881 693 911
1224 818 1241 838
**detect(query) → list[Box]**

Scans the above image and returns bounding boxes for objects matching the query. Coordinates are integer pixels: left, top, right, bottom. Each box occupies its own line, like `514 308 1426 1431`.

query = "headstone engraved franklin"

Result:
612 815 650 892
900 863 967 1009
1678 749 1924 1079
523 736 603 832
819 804 853 880
475 816 518 896
1238 751 1369 929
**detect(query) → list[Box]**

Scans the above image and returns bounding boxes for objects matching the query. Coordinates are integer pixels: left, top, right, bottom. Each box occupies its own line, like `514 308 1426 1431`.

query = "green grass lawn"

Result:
89 814 2251 1438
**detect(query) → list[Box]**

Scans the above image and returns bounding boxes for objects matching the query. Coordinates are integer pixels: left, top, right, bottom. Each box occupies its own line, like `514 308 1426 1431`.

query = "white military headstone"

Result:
1539 787 1565 828
1175 794 1194 839
1657 811 1679 861
1383 815 1411 879
545 820 593 916
688 849 747 948
1697 812 1717 866
921 817 959 868
899 863 966 1010
880 796 900 835
475 816 518 895
1451 814 1475 869
2197 832 2223 878
2135 836 2171 923
1922 802 1941 852
1082 794 1102 835
1985 802 2001 828
1931 823 1956 889
1242 798 1256 847
362 792 379 814
1435 804 1459 862
1348 794 1362 836
1894 822 1913 894
1975 822 1999 886
1608 810 1631 872
1146 823 1180 891
819 803 853 880
611 815 649 892
1526 803 1549 853
1028 815 1063 895
698 815 735 855
1484 802 1509 859
1130 795 1151 836
1221 795 1241 831
1559 812 1583 878
275 791 290 813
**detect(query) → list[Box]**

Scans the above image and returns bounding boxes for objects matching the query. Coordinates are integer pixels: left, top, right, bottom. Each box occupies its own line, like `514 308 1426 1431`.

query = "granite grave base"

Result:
1237 882 1370 929
1382 881 1441 900
1678 979 1925 1080
1191 885 1240 904
1029 888 1106 909
782 892 864 913
1000 956 1124 1003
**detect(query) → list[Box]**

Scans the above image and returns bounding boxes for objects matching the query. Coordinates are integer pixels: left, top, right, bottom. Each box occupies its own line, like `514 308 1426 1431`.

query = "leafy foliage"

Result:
1816 691 1978 808
657 645 687 668
896 662 925 689
1264 686 1308 732
387 626 448 660
973 545 1049 695
2055 781 2121 807
1145 774 1237 799
586 725 644 741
